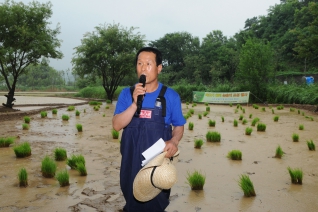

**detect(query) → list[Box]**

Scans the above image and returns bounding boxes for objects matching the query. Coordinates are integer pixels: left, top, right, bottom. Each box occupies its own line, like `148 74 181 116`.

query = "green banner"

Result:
193 91 250 104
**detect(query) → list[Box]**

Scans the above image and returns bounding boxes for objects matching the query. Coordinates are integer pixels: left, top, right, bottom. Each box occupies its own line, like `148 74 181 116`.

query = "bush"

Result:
0 137 15 147
14 142 31 158
41 156 57 178
186 170 206 190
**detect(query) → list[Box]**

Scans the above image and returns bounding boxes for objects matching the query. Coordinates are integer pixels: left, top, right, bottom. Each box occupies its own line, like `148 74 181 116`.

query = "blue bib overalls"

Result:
120 87 172 212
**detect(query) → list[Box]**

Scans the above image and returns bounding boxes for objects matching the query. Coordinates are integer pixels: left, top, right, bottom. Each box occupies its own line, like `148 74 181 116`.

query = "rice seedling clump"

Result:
186 170 206 190
41 156 57 178
14 142 31 158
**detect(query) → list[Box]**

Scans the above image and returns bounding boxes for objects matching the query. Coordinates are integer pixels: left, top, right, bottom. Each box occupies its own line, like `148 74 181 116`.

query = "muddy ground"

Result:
0 97 318 212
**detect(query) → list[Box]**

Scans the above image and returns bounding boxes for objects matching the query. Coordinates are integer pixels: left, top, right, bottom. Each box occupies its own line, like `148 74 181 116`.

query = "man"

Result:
112 47 186 212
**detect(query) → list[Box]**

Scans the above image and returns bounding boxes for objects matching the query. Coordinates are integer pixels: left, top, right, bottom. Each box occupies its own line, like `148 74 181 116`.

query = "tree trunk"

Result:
3 89 16 108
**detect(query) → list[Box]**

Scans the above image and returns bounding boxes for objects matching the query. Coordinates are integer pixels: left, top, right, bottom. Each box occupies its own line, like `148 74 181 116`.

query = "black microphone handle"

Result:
136 75 146 115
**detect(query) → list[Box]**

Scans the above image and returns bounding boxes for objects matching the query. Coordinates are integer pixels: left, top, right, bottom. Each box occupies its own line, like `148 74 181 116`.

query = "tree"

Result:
72 23 144 102
235 38 274 102
0 0 63 108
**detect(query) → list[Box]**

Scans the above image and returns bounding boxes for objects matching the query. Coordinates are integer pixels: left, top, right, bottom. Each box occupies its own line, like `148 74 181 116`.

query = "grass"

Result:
277 105 284 110
227 150 242 160
298 109 300 114
221 116 224 122
310 116 314 121
52 108 58 114
198 114 202 119
242 119 248 125
41 156 57 178
188 122 194 130
62 114 69 121
22 123 29 130
18 167 28 187
242 108 245 114
292 133 299 142
186 170 206 190
249 114 252 119
194 139 204 149
89 101 102 105
0 137 15 147
206 106 210 112
208 120 216 127
239 114 243 120
54 148 67 161
238 174 256 197
229 103 232 107
67 154 85 169
67 106 75 111
24 116 30 123
233 119 238 127
106 99 111 104
75 110 80 116
76 124 83 132
189 109 194 114
206 131 221 142
13 142 31 158
234 109 238 113
105 106 109 109
257 123 266 131
40 111 47 118
287 167 303 184
203 111 209 117
56 169 70 187
261 107 266 112
275 145 284 158
290 108 295 112
245 127 253 135
94 105 100 111
272 109 275 114
273 115 279 122
307 140 315 151
299 124 304 130
76 162 87 176
112 129 119 139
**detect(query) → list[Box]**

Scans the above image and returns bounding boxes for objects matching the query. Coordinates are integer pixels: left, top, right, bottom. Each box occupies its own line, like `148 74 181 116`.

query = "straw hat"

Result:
133 151 179 202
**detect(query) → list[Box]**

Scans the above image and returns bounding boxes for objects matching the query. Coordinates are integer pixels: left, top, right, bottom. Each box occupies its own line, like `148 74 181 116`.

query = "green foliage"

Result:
242 119 248 125
24 116 30 123
307 140 315 151
0 137 15 147
186 170 206 190
62 114 69 121
66 154 85 169
206 131 221 142
112 129 119 139
76 162 87 176
56 169 70 187
290 108 295 112
22 123 29 130
208 120 216 127
245 127 253 135
198 114 202 119
189 109 194 114
221 116 224 122
194 139 204 149
18 168 28 187
75 110 80 116
227 150 242 160
76 124 83 132
249 114 253 119
251 117 260 126
233 119 238 127
40 111 47 118
206 106 210 112
257 123 266 131
67 106 75 111
275 145 284 158
273 116 279 122
188 122 194 130
299 124 304 130
292 133 299 142
239 114 243 120
238 174 256 197
14 142 31 158
52 109 58 114
261 107 266 112
203 111 209 117
41 156 57 178
54 148 67 161
287 167 303 184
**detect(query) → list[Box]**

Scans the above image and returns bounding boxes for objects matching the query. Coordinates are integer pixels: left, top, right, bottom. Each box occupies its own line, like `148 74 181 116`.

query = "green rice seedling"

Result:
292 133 299 142
13 142 31 158
302 112 305 116
22 123 29 130
208 120 216 127
242 119 248 125
76 162 87 176
307 140 315 151
272 109 274 114
54 148 67 161
89 101 102 105
229 103 232 107
40 111 47 118
84 109 86 113
269 106 272 109
290 108 295 112
183 114 189 120
273 116 279 122
310 116 314 121
56 169 70 187
239 114 243 120
298 109 300 114
105 106 109 109
203 111 209 117
305 115 309 119
206 106 210 112
299 124 304 130
106 99 111 104
236 104 241 109
41 156 57 178
192 103 197 107
189 109 194 114
275 145 284 158
198 114 202 119
257 123 266 131
287 167 303 184
112 129 119 139
221 116 224 122
249 114 253 119
203 102 208 106
261 107 266 112
76 124 83 132
233 119 238 127
24 116 30 123
238 174 256 197
227 150 242 160
277 105 284 110
194 139 204 149
93 105 100 111
67 106 75 111
251 117 260 126
186 102 189 105
254 105 259 109
186 111 192 117
62 114 69 121
66 154 85 169
75 110 80 116
186 170 206 190
206 131 221 142
234 109 238 113
242 108 245 114
52 108 58 114
188 122 194 130
245 127 253 135
18 167 28 187
0 137 15 147
103 114 106 117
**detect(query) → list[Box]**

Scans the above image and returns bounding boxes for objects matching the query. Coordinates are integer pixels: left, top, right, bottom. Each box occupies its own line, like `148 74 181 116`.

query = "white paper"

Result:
141 138 165 166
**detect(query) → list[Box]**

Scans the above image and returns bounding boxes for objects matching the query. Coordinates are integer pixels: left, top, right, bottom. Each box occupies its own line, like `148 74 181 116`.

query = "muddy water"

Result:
0 98 318 212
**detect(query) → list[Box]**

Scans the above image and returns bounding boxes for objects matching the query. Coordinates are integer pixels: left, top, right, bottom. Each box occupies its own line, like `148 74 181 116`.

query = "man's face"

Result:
136 51 162 84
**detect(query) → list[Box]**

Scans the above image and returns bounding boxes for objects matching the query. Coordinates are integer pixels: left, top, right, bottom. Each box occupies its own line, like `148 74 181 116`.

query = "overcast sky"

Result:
19 0 281 71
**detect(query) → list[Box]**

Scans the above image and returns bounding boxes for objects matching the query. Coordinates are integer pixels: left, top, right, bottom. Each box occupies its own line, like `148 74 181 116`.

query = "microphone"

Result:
136 74 146 115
